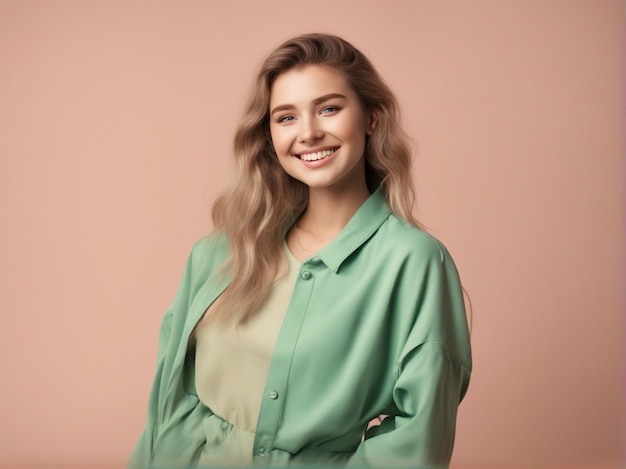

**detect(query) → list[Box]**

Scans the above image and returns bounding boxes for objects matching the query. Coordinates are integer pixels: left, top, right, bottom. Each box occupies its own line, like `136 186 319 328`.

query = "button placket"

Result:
254 261 316 463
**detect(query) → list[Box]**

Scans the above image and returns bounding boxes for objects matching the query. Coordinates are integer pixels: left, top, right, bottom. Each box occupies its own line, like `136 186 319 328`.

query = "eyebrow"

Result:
270 93 347 116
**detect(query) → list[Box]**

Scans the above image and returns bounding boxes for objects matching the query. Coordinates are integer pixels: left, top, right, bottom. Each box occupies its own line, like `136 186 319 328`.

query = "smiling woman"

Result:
269 65 373 212
130 33 471 469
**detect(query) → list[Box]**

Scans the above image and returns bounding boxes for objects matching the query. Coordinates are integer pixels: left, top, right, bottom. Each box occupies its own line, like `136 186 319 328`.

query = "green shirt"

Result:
130 189 472 468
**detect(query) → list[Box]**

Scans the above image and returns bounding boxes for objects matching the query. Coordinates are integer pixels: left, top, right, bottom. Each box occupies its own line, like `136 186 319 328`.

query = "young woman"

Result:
131 33 471 468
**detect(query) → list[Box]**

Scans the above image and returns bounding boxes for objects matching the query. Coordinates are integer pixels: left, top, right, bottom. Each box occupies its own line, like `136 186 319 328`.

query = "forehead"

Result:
269 64 355 107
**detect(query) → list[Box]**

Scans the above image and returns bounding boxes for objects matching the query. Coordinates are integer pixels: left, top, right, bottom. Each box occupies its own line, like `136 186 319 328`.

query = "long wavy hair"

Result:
204 33 417 324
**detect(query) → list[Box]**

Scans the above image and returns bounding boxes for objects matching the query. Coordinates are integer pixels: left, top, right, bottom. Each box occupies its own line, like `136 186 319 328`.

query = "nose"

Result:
298 117 323 144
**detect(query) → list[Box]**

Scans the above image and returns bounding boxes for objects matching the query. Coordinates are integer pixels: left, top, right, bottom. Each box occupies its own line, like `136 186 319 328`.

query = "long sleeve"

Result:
347 343 470 468
346 241 472 469
129 240 203 468
129 234 231 469
129 310 174 468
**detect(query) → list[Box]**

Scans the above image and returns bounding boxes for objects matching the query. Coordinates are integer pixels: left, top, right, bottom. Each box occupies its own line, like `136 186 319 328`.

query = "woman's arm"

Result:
128 310 174 468
348 241 472 468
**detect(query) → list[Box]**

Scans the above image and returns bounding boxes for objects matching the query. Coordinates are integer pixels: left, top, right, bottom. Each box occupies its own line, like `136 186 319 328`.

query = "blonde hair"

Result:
205 33 417 324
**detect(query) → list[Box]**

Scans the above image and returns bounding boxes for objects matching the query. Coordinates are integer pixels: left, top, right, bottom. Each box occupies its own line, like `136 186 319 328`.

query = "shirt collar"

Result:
316 189 392 273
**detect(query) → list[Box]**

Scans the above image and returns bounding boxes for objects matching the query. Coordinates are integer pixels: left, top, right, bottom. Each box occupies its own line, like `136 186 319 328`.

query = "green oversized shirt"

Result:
130 189 472 468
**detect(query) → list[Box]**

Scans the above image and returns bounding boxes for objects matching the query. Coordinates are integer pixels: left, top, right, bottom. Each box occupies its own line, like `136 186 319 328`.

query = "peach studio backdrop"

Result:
0 1 623 468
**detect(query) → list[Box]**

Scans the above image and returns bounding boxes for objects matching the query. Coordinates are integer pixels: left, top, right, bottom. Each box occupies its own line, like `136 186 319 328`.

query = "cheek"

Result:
332 114 368 144
269 128 291 155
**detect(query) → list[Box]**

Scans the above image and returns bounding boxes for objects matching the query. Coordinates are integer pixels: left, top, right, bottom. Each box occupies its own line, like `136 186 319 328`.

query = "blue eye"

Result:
278 115 295 123
321 106 339 114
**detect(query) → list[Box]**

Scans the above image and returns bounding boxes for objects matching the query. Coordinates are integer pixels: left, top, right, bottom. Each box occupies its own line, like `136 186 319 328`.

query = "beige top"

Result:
194 244 300 464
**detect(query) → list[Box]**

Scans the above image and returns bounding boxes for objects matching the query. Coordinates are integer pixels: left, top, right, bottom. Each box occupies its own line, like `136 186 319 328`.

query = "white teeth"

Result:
300 148 337 162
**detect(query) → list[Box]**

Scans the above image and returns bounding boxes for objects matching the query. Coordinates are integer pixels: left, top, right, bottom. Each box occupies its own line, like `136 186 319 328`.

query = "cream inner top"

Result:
194 243 301 432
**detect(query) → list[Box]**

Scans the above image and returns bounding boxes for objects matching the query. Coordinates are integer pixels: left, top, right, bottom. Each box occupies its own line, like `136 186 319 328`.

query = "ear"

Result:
366 112 378 136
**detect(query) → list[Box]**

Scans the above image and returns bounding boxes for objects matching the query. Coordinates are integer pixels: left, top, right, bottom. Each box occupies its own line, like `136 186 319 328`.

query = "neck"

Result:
286 171 371 260
300 183 370 238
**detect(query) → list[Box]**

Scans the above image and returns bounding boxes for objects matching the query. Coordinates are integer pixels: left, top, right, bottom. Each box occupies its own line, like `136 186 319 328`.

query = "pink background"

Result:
0 1 623 467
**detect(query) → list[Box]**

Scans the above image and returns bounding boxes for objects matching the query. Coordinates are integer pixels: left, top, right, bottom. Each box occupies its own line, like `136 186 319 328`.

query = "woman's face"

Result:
268 64 374 193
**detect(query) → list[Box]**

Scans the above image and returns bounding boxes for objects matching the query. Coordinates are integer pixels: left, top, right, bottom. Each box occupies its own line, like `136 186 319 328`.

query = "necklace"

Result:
294 221 317 254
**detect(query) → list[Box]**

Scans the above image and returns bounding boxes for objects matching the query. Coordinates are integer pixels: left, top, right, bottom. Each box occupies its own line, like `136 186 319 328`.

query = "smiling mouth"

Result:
297 147 339 162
